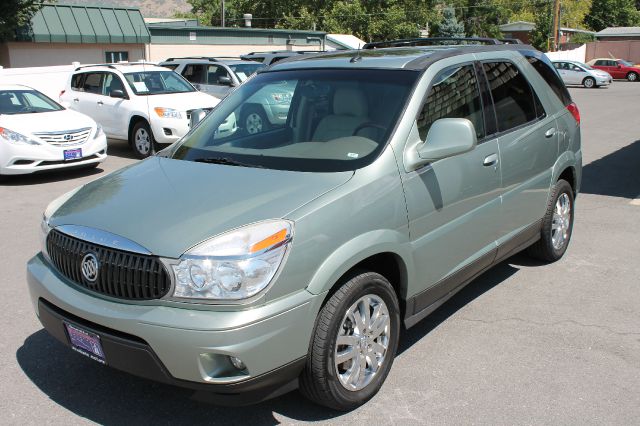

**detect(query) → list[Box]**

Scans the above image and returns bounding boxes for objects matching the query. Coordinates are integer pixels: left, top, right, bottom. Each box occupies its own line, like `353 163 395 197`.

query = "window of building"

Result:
417 64 485 141
483 62 542 132
106 51 129 63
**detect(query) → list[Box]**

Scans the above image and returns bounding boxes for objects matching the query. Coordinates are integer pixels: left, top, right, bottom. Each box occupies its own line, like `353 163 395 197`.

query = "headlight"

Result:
171 220 293 301
154 107 182 119
93 123 105 139
41 187 82 260
0 127 40 145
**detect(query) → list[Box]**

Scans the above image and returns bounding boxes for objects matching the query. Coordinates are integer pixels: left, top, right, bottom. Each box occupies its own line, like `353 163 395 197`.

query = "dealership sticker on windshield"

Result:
347 152 359 158
133 82 149 92
63 148 82 161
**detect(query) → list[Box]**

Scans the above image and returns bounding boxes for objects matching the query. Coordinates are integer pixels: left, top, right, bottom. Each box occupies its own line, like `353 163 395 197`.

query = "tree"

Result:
463 0 510 38
435 6 465 38
530 0 553 51
584 0 640 32
0 0 44 42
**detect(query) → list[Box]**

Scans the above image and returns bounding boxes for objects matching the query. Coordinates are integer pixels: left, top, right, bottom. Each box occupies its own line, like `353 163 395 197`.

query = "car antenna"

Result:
350 43 363 63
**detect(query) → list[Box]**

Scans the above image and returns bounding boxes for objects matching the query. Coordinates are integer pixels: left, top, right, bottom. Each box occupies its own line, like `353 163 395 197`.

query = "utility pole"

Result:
551 0 561 51
221 0 225 27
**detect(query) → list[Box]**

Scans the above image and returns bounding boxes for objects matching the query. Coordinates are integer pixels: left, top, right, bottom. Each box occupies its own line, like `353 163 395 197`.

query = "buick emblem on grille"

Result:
81 253 99 283
63 134 73 141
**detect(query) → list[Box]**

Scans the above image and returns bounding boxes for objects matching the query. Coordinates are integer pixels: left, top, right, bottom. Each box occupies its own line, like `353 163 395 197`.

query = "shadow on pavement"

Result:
580 139 640 199
106 138 138 160
17 256 523 424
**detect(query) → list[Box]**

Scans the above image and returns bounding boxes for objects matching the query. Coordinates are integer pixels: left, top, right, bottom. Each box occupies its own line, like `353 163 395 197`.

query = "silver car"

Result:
553 60 612 88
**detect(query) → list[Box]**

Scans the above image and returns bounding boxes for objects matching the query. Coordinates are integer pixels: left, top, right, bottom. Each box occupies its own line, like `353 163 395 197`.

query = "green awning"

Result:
23 4 150 44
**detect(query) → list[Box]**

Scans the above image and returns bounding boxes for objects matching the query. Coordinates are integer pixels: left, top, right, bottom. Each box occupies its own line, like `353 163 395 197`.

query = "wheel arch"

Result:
128 115 150 143
552 150 580 197
305 231 412 318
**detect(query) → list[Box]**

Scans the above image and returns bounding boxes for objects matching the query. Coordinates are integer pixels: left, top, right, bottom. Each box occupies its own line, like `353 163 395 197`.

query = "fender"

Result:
305 229 413 297
551 149 581 194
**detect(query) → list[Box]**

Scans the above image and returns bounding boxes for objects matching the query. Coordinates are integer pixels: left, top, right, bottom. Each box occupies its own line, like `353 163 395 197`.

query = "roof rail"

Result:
164 56 221 62
363 37 504 49
74 63 118 71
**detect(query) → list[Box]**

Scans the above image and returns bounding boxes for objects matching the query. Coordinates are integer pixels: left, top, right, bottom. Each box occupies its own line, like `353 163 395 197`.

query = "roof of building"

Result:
597 26 640 37
17 4 150 44
499 21 595 35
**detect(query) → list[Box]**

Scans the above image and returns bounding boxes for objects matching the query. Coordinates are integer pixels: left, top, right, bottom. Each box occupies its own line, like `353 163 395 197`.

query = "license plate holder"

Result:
64 322 106 364
63 148 82 161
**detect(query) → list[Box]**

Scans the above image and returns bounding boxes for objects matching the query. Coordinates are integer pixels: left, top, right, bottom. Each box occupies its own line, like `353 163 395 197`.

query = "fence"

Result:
586 40 640 63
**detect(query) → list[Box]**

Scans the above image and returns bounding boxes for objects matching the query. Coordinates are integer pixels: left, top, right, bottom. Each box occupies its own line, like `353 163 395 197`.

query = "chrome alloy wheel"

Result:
135 128 151 155
551 193 571 250
245 112 263 134
334 294 391 391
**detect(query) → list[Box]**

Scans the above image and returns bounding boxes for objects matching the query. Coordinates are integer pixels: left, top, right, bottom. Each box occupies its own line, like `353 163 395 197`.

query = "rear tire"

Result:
299 271 400 411
583 77 596 88
130 120 157 159
627 72 638 82
527 179 574 262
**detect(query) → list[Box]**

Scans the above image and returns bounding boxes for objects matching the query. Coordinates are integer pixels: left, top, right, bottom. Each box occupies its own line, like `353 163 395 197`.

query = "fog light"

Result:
229 356 246 371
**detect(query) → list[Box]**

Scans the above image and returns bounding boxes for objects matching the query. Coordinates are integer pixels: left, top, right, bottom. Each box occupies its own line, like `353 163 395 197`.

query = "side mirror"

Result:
110 89 126 99
190 109 207 128
617 64 623 68
417 118 477 163
218 75 233 86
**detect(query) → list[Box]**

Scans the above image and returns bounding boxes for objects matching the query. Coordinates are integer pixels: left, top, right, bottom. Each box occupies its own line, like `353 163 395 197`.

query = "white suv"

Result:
60 64 219 158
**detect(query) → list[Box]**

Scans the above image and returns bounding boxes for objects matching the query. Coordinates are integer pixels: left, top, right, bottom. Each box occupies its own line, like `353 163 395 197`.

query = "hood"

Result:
0 109 96 136
49 157 353 257
592 69 611 77
145 91 219 112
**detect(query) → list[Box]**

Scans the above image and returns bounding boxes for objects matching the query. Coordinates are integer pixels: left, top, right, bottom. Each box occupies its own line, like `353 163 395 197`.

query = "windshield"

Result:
575 62 593 70
124 71 195 95
229 63 266 82
0 89 64 114
169 69 418 172
620 60 634 66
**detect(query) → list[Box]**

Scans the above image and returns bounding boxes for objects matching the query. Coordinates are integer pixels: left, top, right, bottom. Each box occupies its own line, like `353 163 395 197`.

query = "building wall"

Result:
586 40 640 63
146 43 322 62
2 42 146 68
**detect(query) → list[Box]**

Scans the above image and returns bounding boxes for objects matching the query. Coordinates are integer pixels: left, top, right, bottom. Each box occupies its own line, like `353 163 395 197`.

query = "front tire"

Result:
527 179 574 262
241 106 270 135
627 72 638 82
583 77 596 88
299 271 400 411
130 121 157 159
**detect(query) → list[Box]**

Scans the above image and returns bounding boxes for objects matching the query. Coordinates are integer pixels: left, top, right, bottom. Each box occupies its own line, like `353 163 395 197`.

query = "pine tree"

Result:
437 7 465 38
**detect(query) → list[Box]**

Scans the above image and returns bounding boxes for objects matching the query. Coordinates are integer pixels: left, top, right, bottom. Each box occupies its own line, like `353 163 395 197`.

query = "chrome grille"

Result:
34 127 92 146
46 229 171 300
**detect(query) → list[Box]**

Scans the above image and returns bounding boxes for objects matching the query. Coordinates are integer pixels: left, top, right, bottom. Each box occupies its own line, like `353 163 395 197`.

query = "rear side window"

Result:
161 64 179 71
483 62 539 132
524 55 572 107
71 73 84 91
594 60 605 66
418 64 485 140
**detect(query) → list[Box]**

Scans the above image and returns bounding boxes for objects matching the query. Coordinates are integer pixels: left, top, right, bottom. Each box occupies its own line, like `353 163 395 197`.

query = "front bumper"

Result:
0 135 107 175
27 254 321 403
150 117 190 144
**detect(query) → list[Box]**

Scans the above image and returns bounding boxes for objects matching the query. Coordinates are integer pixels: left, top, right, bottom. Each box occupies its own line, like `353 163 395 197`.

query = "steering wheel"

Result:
352 122 386 136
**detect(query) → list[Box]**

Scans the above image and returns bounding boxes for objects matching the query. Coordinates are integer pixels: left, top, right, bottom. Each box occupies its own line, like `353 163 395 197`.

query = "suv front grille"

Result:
46 229 171 300
34 127 92 146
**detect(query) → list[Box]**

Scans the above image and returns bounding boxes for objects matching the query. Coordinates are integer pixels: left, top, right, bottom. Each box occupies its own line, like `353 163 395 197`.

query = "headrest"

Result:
333 87 368 117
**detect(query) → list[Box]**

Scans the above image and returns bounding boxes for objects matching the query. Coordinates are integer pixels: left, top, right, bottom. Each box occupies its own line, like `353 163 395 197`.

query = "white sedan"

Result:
0 84 107 178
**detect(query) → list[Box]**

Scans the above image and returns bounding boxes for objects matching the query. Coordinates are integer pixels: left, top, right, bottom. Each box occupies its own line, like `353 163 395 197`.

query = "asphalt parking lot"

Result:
1 81 639 425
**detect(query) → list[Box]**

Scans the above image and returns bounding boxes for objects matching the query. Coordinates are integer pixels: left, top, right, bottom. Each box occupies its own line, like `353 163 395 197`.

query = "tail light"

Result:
59 90 65 98
566 102 580 126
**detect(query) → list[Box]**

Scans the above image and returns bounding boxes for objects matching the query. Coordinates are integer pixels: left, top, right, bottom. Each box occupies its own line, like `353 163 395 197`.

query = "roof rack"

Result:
164 56 221 62
74 63 117 71
363 37 505 49
499 38 523 44
73 61 158 71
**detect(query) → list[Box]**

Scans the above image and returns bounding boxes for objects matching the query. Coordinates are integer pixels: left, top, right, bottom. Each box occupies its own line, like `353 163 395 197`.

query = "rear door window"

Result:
81 73 104 94
483 62 540 132
206 65 231 85
181 64 206 84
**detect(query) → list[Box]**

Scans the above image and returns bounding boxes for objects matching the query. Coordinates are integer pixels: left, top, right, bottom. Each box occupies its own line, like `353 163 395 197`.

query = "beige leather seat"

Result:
312 88 370 142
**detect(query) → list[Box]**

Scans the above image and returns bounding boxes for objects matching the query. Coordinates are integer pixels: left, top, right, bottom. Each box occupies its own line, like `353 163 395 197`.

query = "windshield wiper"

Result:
192 156 264 168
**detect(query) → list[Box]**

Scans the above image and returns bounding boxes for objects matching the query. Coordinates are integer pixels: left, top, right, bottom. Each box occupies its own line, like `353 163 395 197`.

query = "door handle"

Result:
73 98 79 102
97 101 104 106
483 153 499 167
545 128 556 138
